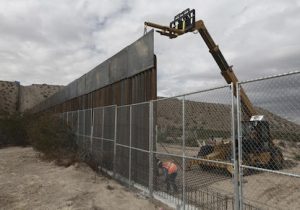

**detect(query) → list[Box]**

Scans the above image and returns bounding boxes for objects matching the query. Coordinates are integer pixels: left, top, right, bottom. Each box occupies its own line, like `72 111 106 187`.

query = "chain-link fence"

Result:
59 71 300 210
237 72 300 210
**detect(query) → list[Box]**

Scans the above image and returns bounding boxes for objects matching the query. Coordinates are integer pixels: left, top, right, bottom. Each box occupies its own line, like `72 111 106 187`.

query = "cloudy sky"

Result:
0 0 300 97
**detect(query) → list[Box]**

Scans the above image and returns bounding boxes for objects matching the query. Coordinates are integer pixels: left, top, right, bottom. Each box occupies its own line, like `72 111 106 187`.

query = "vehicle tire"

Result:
269 147 284 170
197 145 214 157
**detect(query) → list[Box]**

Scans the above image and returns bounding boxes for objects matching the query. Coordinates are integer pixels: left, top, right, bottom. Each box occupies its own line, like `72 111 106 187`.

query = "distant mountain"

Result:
156 97 300 142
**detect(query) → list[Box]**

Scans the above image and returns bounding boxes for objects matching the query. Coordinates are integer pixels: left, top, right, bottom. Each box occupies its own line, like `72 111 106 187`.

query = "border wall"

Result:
31 30 156 113
31 30 157 188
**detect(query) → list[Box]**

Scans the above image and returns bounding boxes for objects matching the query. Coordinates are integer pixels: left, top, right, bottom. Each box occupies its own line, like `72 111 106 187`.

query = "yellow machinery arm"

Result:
145 18 256 118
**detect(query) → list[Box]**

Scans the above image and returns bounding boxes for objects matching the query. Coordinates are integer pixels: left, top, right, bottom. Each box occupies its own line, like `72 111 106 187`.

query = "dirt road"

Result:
0 147 171 210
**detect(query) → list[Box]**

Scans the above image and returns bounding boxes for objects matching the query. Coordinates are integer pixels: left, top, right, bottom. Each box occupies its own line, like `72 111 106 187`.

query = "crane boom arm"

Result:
144 20 256 118
194 20 256 117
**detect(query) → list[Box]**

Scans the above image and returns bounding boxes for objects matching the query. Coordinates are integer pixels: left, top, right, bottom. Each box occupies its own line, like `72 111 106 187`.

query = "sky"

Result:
0 0 300 98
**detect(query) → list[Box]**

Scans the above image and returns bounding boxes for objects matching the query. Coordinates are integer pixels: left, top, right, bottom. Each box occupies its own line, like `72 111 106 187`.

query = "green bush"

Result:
294 154 300 161
185 137 198 147
0 112 78 165
26 113 77 160
0 113 28 148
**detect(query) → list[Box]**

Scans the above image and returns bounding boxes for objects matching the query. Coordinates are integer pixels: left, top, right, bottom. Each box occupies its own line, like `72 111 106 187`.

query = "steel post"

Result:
101 108 105 167
90 109 94 156
231 83 239 210
113 106 118 178
149 101 154 197
66 111 69 125
237 83 243 210
182 96 186 209
77 110 79 137
129 105 132 188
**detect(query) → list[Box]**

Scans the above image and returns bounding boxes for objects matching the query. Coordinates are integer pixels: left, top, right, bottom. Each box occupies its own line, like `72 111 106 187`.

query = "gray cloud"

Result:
0 0 299 96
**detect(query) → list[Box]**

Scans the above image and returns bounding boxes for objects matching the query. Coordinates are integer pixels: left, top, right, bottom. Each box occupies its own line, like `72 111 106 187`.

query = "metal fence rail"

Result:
61 71 300 210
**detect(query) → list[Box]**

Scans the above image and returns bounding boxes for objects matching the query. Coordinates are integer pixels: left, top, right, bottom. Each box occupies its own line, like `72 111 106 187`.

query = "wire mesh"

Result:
103 106 115 142
184 87 235 210
130 103 151 188
115 144 130 181
238 72 300 209
71 111 78 133
102 140 114 171
154 96 184 156
131 102 150 150
116 106 130 146
57 72 299 210
131 148 150 187
77 110 85 153
91 107 103 164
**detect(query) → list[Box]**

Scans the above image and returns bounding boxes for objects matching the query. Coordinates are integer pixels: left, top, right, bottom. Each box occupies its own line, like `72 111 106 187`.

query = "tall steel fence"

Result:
61 71 300 210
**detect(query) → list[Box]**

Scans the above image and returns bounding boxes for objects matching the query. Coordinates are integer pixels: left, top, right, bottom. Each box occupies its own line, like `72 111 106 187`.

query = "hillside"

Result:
0 81 63 114
156 97 300 141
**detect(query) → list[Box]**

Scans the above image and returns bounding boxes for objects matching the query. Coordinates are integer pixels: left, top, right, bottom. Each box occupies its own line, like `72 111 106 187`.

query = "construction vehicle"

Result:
145 8 284 174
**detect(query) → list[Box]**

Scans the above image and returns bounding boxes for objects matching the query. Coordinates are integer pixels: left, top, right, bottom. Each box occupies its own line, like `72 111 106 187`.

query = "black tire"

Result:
197 145 214 157
269 147 284 170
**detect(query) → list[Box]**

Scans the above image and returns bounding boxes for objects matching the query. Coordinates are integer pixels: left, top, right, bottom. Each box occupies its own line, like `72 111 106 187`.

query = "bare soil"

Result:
0 147 172 210
157 143 300 209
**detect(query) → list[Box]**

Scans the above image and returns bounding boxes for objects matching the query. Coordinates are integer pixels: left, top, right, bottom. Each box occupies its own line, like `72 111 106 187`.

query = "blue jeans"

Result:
165 171 178 192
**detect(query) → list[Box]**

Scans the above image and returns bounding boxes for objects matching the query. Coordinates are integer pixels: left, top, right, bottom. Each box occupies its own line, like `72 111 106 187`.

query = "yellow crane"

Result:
146 9 283 174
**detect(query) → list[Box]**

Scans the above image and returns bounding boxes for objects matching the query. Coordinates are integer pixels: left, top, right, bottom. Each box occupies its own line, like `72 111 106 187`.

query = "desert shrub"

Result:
294 154 300 161
185 136 199 147
25 113 77 162
272 131 300 142
195 127 231 139
0 113 28 148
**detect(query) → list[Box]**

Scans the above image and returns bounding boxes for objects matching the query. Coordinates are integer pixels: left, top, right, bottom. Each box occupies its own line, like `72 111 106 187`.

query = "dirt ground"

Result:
0 147 172 210
157 143 300 209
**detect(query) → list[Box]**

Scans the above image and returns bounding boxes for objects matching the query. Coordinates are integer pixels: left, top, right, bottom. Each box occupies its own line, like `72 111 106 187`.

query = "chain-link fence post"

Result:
101 108 105 167
149 101 154 197
237 83 243 210
182 96 186 210
129 105 132 188
90 109 94 155
83 109 85 136
72 111 74 131
77 110 80 139
113 105 118 178
231 83 240 210
66 111 69 125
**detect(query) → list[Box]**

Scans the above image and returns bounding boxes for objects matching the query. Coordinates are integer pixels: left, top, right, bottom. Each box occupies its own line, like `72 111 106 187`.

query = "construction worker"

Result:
157 159 178 193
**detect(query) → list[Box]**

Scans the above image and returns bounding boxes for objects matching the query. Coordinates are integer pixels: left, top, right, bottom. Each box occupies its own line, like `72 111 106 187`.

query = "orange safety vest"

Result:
162 161 177 174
